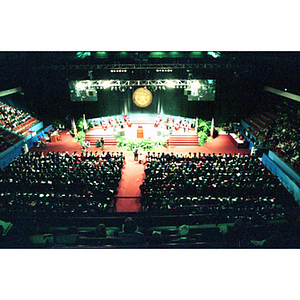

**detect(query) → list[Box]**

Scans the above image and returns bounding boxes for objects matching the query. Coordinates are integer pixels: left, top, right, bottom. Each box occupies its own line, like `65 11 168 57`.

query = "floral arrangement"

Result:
117 137 164 151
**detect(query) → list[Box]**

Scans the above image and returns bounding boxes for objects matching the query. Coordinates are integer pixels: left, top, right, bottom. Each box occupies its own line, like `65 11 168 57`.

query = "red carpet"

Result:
30 130 250 213
115 155 145 212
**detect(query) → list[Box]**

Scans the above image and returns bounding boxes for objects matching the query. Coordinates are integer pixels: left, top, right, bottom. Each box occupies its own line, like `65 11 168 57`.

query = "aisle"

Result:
115 152 145 212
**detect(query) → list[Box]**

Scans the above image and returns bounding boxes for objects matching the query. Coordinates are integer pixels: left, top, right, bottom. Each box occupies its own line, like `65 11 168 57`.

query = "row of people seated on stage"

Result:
90 115 132 130
140 152 296 207
0 150 124 197
154 114 193 132
0 101 34 130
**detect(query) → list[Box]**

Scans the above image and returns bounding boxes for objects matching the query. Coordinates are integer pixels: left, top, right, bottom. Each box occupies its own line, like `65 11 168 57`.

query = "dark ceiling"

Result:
1 51 300 93
0 51 299 69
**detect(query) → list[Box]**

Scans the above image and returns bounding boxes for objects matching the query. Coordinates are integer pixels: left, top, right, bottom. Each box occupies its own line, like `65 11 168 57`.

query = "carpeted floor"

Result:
115 154 145 212
30 129 251 212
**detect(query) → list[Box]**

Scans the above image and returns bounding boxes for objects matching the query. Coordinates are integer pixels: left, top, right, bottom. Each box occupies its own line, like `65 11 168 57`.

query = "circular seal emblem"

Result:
132 87 153 108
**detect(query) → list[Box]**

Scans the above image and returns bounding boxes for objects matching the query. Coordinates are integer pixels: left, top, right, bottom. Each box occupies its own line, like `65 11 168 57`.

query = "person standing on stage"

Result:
100 137 105 150
134 147 139 161
81 140 87 152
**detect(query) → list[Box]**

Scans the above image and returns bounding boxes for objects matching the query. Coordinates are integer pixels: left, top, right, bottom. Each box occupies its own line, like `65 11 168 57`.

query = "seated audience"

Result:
118 217 145 245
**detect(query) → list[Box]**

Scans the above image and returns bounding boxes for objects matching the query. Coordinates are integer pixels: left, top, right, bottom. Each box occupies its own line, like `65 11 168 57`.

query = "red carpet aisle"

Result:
115 153 145 212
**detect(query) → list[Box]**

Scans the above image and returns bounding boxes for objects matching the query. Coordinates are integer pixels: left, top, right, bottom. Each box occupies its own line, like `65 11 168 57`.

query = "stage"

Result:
85 120 199 146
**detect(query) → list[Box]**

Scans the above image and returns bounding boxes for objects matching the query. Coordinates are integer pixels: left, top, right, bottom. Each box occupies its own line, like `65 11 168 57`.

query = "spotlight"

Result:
0 220 13 236
166 80 175 88
102 81 111 89
76 81 86 90
191 80 201 89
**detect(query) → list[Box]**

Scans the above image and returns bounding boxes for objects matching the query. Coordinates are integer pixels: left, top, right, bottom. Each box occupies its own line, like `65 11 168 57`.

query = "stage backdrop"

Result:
70 87 214 120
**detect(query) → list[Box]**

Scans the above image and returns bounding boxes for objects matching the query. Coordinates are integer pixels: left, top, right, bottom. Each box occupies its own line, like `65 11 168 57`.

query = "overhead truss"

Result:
37 63 233 71
75 79 206 88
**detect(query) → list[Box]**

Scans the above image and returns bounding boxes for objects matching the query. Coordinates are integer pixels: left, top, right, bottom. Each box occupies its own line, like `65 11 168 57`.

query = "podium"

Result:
50 133 60 143
137 128 144 139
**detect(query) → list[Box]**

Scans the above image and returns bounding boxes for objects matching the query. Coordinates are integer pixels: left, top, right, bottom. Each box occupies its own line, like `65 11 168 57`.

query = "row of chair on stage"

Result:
89 114 195 132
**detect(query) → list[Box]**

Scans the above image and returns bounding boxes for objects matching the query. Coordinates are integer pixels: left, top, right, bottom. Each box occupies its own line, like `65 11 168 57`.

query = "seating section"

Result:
0 127 22 152
246 104 300 173
245 110 279 133
0 150 125 216
1 150 300 249
0 101 39 152
1 100 300 248
7 215 300 249
140 152 296 220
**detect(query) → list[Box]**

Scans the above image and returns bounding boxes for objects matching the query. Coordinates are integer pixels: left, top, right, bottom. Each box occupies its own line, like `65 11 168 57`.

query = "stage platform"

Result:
85 120 199 146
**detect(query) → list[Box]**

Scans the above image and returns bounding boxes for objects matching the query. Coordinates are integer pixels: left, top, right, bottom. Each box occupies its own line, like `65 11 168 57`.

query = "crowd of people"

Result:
253 105 300 172
0 101 33 130
0 101 39 152
0 128 11 152
0 150 125 215
140 152 296 224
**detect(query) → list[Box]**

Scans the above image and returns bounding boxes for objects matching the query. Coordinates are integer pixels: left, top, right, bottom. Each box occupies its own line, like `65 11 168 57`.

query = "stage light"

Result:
190 51 203 58
166 80 175 88
76 52 91 59
95 51 108 59
0 220 13 236
102 81 111 89
207 51 221 58
191 80 201 90
76 81 86 90
169 51 182 58
149 51 166 58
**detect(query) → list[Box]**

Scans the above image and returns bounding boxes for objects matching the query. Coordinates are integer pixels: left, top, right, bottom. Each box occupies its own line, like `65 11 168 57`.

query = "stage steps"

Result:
168 131 199 146
130 120 155 125
85 127 117 146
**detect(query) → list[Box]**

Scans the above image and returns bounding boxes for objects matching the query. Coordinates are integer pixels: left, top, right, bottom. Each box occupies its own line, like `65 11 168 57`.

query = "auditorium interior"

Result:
1 51 300 250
